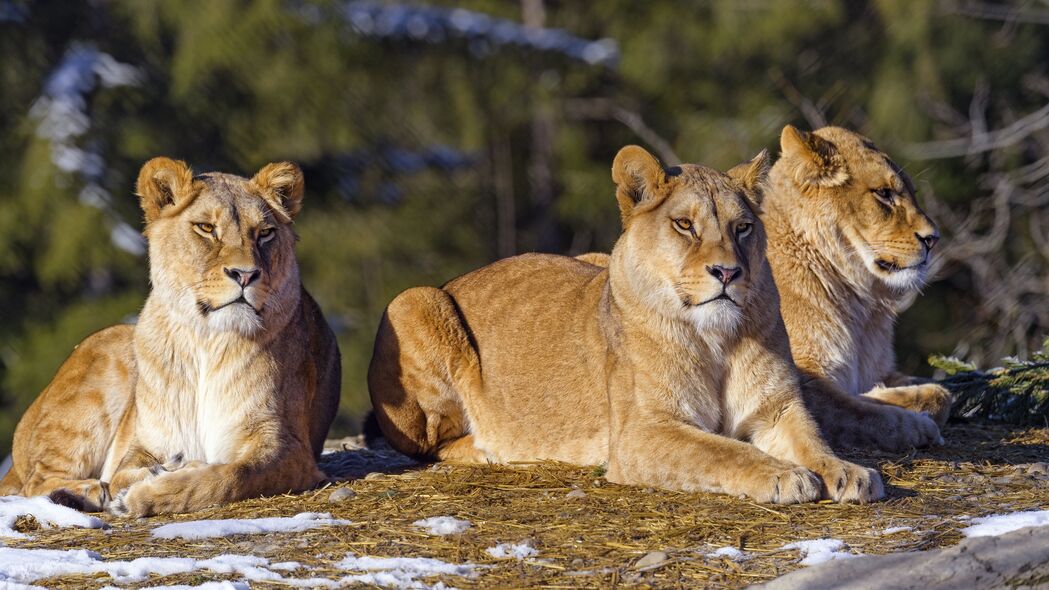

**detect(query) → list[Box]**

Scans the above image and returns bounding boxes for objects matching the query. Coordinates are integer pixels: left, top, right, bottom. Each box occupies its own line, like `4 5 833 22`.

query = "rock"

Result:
752 525 1049 590
328 487 357 502
566 489 587 499
1025 462 1049 476
634 550 669 570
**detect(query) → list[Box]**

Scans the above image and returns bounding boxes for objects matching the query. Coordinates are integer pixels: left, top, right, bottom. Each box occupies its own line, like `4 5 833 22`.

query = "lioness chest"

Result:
135 334 276 464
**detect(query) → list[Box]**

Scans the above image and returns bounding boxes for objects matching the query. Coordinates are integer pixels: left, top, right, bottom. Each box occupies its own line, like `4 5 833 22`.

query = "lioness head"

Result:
136 157 305 335
776 125 939 290
609 145 770 333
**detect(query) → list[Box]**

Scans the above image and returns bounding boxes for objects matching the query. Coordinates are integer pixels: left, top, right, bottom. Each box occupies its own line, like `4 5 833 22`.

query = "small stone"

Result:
634 550 669 569
364 472 385 480
990 476 1017 485
566 489 587 499
1026 462 1049 476
329 487 357 502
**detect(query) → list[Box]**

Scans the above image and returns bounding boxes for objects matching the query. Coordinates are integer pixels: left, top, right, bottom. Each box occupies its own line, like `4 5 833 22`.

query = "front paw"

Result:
912 383 952 427
753 466 822 505
875 405 943 451
810 457 884 503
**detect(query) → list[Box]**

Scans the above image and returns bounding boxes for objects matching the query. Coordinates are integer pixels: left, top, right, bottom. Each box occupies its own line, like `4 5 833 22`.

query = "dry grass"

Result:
10 420 1049 589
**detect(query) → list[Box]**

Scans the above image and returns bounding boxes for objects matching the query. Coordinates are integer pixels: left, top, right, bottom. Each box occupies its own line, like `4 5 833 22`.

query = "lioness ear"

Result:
136 157 194 224
779 125 848 188
727 149 771 205
611 145 670 226
251 162 304 223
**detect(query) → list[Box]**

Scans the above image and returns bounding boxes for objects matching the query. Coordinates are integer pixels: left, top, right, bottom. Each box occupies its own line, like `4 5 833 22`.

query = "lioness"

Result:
764 125 951 448
369 146 882 504
0 158 340 517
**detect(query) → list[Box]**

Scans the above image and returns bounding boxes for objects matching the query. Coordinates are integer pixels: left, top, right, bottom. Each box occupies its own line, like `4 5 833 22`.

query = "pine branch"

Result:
934 338 1049 425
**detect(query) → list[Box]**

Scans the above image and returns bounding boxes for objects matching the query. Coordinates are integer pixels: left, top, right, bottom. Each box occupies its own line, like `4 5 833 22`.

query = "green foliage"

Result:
0 1 1046 455
939 338 1049 426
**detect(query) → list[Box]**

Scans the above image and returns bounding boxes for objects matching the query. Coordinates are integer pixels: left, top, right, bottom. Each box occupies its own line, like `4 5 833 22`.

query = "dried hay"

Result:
8 420 1048 589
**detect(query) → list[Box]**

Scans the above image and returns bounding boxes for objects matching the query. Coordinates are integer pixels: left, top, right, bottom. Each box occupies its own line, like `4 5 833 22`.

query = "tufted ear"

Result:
727 149 771 205
611 145 671 226
136 157 195 224
251 162 304 223
779 125 848 188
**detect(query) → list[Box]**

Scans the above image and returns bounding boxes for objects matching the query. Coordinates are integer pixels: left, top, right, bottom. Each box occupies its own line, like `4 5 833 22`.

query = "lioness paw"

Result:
765 466 822 505
812 458 884 503
879 406 943 451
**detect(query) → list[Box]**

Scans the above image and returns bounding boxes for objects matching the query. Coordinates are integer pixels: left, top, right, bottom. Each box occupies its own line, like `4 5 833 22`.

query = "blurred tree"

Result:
0 0 1046 454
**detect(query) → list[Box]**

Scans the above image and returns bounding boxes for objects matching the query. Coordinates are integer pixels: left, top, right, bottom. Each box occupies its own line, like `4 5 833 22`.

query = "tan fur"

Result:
4 158 340 516
765 126 950 449
370 146 882 504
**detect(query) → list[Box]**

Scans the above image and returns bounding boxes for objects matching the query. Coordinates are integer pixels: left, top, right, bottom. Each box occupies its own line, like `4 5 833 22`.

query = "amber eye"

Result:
193 222 215 235
258 227 276 242
736 222 753 237
872 188 895 207
674 218 693 232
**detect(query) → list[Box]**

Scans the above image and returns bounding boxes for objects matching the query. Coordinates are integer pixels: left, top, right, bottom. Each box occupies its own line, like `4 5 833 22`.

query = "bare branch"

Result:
903 101 1049 159
564 98 680 164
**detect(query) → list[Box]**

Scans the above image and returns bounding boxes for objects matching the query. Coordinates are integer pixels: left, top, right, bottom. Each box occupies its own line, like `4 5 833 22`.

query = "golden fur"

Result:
369 146 882 504
0 159 340 516
764 126 950 450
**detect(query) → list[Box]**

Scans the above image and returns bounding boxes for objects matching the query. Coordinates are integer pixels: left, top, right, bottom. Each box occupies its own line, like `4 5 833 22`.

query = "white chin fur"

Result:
207 304 264 335
686 301 743 334
879 266 926 291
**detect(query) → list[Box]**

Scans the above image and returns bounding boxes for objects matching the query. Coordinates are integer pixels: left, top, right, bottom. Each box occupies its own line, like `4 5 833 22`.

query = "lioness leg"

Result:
864 374 952 427
109 449 323 517
607 417 822 504
803 377 943 450
368 287 484 461
744 395 884 503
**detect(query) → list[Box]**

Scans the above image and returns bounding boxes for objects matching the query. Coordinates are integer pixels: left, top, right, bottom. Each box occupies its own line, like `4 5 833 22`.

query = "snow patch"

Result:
880 526 913 535
486 542 537 560
336 553 477 588
706 546 749 561
781 539 860 566
152 512 350 540
961 510 1049 537
412 516 471 535
0 495 106 538
102 583 249 590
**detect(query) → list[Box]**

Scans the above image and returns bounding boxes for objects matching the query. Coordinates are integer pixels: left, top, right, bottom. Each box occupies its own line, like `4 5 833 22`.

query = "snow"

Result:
331 2 618 66
412 516 471 535
486 542 537 560
102 579 249 583
151 512 350 540
0 495 106 539
960 510 1049 537
781 539 860 566
880 526 914 535
706 546 749 561
0 548 295 585
336 553 477 588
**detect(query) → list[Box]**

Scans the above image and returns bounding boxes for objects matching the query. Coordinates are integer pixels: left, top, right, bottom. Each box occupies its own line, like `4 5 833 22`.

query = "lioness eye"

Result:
736 222 753 237
258 227 276 242
872 188 895 206
673 218 693 231
193 222 215 235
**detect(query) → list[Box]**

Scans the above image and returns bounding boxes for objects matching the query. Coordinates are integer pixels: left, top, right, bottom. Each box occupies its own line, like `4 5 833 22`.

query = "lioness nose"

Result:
224 267 261 288
706 265 742 286
917 232 939 251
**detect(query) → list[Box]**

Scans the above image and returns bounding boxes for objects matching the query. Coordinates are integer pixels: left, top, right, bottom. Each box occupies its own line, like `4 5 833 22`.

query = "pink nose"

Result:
706 265 742 286
224 267 260 288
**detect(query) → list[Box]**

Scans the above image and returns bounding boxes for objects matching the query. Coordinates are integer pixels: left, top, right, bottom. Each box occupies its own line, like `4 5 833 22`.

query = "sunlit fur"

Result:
0 158 341 517
763 125 952 449
368 145 883 505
